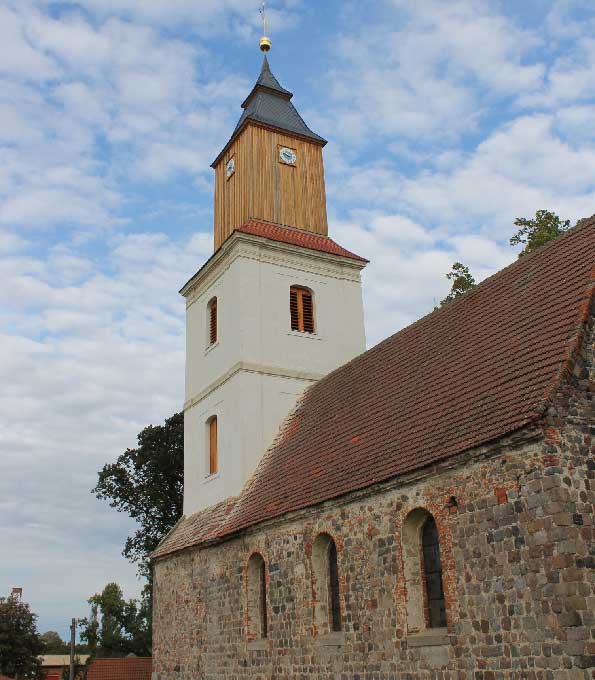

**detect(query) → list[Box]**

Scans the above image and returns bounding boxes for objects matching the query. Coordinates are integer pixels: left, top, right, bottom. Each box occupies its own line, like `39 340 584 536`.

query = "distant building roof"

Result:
86 657 152 680
154 214 595 558
212 57 326 167
41 655 90 666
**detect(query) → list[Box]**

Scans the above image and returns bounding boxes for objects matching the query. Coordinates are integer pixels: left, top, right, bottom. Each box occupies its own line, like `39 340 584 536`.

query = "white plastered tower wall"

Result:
182 231 366 515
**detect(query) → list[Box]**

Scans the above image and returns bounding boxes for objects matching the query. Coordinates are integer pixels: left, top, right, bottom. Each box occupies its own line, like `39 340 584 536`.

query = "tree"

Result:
40 631 68 654
92 412 184 578
440 262 476 306
510 209 571 257
0 595 44 679
79 583 151 658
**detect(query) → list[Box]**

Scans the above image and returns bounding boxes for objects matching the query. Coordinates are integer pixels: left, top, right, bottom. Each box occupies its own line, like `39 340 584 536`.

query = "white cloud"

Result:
316 0 544 148
3 0 595 639
45 0 302 37
519 36 595 108
0 3 248 230
0 228 210 632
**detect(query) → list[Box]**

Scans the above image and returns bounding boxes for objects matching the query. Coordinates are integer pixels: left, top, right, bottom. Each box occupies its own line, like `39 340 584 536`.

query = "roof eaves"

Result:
209 419 543 546
241 84 292 109
150 515 185 561
179 222 365 300
539 260 595 408
211 117 327 168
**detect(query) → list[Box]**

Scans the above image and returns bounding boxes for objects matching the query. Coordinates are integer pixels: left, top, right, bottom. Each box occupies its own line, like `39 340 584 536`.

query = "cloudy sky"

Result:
2 0 595 639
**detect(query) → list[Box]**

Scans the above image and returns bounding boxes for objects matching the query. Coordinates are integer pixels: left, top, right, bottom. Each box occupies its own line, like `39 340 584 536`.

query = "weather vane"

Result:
259 1 271 52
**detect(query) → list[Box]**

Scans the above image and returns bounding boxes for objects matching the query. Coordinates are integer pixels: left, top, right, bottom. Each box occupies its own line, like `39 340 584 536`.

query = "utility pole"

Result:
69 618 76 680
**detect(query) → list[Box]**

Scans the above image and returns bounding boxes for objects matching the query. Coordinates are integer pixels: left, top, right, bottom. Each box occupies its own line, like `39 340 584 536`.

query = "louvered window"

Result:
290 286 314 333
208 297 218 345
208 416 218 475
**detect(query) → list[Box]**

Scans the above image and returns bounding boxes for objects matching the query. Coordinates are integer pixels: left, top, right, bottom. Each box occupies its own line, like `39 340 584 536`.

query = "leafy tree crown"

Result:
440 261 476 306
0 595 44 679
92 412 183 578
510 209 570 257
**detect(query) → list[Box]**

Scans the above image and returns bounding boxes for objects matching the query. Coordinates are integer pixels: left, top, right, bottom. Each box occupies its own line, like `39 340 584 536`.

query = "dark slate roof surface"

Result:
212 57 325 167
154 215 595 559
232 91 326 144
243 55 292 101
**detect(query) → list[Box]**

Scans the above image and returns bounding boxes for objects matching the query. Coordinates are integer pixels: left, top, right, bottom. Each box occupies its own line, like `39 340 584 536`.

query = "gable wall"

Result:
152 314 595 679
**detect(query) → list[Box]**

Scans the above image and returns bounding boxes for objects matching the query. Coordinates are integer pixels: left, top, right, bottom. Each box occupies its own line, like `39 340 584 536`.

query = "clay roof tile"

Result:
157 215 595 558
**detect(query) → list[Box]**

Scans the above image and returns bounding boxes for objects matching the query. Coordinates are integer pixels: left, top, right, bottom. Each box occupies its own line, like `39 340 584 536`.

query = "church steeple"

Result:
248 56 292 99
211 55 329 250
180 34 367 517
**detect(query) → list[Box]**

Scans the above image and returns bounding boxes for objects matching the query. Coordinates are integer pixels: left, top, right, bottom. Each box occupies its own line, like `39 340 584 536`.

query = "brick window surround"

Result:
401 508 447 634
311 533 342 634
246 553 268 640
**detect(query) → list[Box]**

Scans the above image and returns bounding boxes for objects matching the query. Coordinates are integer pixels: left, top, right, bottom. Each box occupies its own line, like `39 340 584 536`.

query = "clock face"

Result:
279 147 297 165
226 157 235 178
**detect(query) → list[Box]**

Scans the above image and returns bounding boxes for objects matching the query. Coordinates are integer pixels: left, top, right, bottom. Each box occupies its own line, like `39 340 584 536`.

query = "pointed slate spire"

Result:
212 57 326 168
251 56 292 99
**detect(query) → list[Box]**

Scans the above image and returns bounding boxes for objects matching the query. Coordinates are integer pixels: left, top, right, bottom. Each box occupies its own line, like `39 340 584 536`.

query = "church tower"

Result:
181 36 368 516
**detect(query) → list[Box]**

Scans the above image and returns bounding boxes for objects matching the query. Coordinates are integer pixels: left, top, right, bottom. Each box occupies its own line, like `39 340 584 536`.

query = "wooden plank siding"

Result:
213 122 328 250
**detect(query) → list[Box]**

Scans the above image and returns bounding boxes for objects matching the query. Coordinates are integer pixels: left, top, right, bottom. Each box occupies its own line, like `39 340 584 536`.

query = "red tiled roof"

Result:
86 657 151 680
153 497 237 557
235 219 368 262
155 216 595 558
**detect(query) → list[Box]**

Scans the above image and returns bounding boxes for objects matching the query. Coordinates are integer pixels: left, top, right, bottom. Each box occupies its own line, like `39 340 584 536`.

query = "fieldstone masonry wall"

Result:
153 315 595 679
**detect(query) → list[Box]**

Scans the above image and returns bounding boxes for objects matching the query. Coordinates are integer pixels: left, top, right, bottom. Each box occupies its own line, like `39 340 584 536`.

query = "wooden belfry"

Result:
209 13 329 250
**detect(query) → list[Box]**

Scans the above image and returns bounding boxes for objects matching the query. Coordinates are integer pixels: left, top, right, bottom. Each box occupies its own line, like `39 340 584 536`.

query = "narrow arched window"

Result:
312 533 341 633
208 297 218 345
207 416 218 475
422 516 446 628
290 286 314 333
328 539 341 631
246 553 268 639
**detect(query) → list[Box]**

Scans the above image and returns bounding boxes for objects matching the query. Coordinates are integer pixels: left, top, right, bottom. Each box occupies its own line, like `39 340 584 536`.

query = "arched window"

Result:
207 297 218 345
312 533 341 633
402 509 447 632
422 517 446 628
290 286 314 333
207 416 218 475
246 553 268 639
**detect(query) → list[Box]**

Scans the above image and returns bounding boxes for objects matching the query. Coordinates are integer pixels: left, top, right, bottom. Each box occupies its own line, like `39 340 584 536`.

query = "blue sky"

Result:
2 0 595 639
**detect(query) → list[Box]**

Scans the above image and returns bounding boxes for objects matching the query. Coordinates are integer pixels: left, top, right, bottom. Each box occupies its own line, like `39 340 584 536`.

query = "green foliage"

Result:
510 209 571 257
440 262 476 306
40 630 68 654
79 583 151 658
0 595 44 679
92 412 184 578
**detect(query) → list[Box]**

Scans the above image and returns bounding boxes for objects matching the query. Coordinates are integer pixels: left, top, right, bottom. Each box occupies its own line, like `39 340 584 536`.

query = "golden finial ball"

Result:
260 36 271 52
